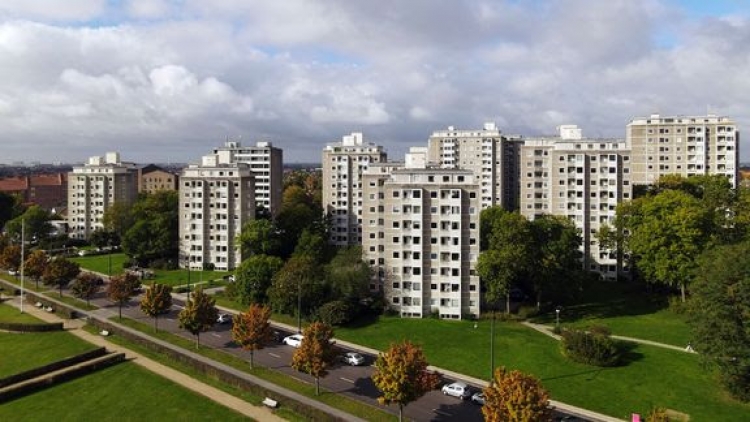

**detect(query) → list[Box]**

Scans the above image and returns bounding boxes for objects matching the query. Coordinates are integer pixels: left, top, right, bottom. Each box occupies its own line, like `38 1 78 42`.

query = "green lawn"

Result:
0 362 251 421
72 252 228 287
0 304 97 378
335 316 750 421
532 282 692 347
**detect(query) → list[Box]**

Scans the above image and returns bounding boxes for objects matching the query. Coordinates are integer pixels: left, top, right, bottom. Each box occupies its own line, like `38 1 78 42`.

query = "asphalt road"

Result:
64 283 585 422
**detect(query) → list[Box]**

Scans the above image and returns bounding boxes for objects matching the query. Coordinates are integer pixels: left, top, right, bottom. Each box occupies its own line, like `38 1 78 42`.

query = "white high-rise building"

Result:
362 148 481 319
67 152 138 240
627 114 739 187
519 126 632 280
427 122 523 210
179 153 255 271
212 141 283 216
323 132 387 246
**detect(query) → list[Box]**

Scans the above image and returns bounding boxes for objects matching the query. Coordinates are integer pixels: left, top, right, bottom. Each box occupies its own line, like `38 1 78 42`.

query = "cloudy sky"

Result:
1 0 749 164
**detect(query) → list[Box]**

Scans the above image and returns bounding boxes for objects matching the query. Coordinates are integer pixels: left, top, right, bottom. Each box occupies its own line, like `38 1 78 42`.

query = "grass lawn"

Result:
531 281 692 347
72 252 228 287
0 305 97 378
335 316 750 421
213 293 300 328
0 362 251 421
113 316 394 422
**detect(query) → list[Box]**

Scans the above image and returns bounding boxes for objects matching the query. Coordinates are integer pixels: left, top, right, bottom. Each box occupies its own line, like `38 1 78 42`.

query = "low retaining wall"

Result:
0 347 108 388
0 321 64 332
0 353 126 403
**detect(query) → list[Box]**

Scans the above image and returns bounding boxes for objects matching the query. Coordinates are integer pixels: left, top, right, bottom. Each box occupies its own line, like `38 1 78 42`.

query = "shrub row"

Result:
560 326 623 367
0 347 107 388
88 319 348 421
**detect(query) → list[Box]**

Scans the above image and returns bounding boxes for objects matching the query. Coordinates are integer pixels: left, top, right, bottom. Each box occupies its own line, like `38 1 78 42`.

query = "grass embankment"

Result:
73 252 229 288
111 316 394 422
0 303 96 378
0 362 252 421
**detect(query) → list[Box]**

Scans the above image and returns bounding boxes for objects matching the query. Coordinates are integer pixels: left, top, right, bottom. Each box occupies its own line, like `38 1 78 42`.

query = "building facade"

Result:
0 173 67 210
138 165 179 193
67 153 139 240
627 114 739 187
519 126 632 280
323 132 387 246
427 122 523 211
213 141 283 216
179 153 255 271
362 148 481 319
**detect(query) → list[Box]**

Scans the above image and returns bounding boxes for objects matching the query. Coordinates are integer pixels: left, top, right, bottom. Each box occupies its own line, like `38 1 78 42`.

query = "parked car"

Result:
283 334 304 347
471 392 485 405
216 313 232 324
441 382 472 400
341 352 365 366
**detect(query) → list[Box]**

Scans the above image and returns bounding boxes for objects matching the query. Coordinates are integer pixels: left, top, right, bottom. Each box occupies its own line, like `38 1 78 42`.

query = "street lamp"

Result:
297 278 302 334
555 306 562 330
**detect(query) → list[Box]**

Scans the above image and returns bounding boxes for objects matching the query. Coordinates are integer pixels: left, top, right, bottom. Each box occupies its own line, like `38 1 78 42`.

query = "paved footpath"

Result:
4 296 284 422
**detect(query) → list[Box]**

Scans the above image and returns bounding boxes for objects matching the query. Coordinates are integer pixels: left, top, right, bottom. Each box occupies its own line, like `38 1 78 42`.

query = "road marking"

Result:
211 333 221 338
339 377 355 384
433 409 452 417
268 352 281 358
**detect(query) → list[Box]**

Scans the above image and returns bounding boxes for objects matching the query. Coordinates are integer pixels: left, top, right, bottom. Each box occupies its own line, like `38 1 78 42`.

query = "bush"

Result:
668 296 689 315
150 259 177 270
316 300 352 326
645 407 671 422
517 305 539 320
560 327 623 367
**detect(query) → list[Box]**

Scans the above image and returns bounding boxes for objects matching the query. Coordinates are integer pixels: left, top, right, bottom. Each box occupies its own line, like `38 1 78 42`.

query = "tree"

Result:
237 219 281 257
292 322 336 395
24 249 49 289
4 205 53 243
233 254 284 305
232 304 274 369
108 273 140 319
102 201 134 238
268 255 327 318
121 191 178 266
42 258 80 296
140 283 173 331
178 287 218 348
372 341 441 422
0 191 23 230
617 189 712 302
688 242 750 402
477 208 534 313
325 246 371 301
529 215 582 308
70 272 101 306
0 244 21 274
90 229 119 249
482 367 552 422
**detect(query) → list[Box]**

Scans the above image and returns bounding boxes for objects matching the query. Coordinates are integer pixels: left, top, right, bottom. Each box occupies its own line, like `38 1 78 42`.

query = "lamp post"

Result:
555 306 562 330
20 218 25 314
297 278 302 334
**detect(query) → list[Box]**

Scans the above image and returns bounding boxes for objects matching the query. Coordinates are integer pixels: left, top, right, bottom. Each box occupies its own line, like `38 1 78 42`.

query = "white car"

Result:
442 382 472 400
216 313 232 324
283 334 304 348
342 352 365 366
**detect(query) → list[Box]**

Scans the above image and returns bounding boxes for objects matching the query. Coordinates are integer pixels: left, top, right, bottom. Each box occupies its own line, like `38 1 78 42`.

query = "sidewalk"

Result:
3 296 284 422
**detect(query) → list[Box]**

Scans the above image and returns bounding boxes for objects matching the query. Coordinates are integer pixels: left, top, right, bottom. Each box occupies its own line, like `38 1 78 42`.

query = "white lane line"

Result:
268 352 281 358
433 409 451 417
211 333 221 338
340 377 355 384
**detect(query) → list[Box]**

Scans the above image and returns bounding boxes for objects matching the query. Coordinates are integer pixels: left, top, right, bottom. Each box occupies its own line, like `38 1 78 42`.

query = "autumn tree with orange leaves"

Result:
482 367 553 422
291 321 336 395
371 341 440 422
232 304 274 369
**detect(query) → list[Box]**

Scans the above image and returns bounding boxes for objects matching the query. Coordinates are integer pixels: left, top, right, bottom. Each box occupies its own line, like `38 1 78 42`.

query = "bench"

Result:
44 306 54 313
35 302 43 308
262 397 278 408
100 330 110 337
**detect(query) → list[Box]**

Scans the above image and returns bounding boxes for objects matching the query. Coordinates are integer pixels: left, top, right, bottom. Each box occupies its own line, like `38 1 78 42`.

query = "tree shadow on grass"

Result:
343 313 380 329
617 340 645 366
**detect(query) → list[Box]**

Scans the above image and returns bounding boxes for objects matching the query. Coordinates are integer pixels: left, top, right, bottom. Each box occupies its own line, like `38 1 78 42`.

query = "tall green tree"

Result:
0 191 22 230
178 287 218 348
140 283 173 331
232 304 273 369
477 208 534 313
482 367 553 422
42 258 80 297
121 191 178 266
70 272 101 306
237 219 281 257
102 201 134 238
325 246 371 301
617 189 713 302
372 341 441 422
291 321 336 395
268 255 327 317
233 254 284 305
5 206 53 242
90 229 120 249
529 215 582 308
24 249 49 289
688 242 750 402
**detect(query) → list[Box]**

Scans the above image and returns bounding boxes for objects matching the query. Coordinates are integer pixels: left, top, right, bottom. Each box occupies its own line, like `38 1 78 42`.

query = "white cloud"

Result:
0 0 105 21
